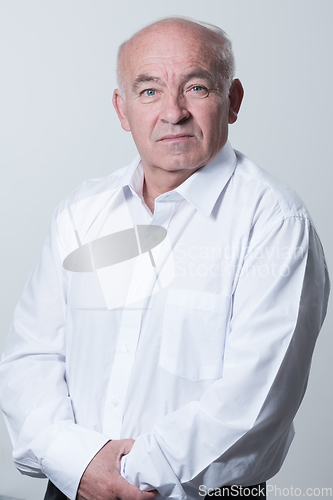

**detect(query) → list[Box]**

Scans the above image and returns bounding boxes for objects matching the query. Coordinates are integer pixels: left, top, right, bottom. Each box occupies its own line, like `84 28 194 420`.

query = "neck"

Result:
142 163 199 214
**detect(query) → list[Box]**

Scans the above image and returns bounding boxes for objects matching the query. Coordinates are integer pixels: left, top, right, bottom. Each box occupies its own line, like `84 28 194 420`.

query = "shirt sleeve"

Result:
121 216 330 499
0 209 110 500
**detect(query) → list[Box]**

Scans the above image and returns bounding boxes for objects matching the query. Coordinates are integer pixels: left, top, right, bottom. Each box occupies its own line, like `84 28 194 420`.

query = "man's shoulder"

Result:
55 161 135 217
67 164 129 204
233 149 310 221
51 160 137 256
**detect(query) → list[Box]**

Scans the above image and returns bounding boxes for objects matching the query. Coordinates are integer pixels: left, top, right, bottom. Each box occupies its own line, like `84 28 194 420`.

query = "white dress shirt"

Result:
0 142 329 500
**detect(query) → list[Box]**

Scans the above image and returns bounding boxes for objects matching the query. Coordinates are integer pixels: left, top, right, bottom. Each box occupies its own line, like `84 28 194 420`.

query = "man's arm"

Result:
0 209 155 500
121 217 329 498
77 440 156 500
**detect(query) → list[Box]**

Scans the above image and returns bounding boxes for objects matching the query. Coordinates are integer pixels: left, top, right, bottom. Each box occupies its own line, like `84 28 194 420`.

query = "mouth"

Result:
158 134 194 143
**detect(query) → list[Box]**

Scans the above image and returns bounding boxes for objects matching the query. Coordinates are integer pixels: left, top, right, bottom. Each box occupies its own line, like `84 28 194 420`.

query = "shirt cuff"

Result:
40 422 110 500
121 433 187 500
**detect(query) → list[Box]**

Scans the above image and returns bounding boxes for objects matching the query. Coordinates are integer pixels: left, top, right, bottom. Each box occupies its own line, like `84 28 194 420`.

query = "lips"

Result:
158 134 194 142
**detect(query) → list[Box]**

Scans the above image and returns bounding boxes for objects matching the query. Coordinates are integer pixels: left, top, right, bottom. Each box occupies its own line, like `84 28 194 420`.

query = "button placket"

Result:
102 195 177 439
102 308 143 438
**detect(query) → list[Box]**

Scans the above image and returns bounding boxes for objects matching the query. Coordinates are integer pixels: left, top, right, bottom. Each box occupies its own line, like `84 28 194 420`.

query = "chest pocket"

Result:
159 289 230 382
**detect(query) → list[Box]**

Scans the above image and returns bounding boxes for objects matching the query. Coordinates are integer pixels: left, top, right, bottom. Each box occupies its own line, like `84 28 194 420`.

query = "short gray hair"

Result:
116 16 235 97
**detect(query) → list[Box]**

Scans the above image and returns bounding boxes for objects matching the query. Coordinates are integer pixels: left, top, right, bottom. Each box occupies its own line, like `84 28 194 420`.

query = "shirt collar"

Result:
175 141 237 216
114 153 142 193
115 141 237 216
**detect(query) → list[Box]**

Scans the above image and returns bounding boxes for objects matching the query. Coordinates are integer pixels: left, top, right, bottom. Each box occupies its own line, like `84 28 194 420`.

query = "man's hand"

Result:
76 439 157 500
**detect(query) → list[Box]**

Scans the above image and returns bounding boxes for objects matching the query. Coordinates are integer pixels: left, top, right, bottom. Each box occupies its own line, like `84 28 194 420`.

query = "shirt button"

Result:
111 399 119 407
135 286 142 294
122 345 130 353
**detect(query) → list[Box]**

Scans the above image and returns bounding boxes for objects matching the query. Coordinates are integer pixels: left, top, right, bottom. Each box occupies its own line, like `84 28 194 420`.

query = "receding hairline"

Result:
116 16 235 97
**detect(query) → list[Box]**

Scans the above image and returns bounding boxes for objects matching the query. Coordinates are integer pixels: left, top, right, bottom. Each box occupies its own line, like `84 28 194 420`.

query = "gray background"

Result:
0 0 332 499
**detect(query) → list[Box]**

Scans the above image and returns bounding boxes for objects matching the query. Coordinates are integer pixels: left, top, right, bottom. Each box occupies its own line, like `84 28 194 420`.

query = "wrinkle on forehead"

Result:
119 21 226 96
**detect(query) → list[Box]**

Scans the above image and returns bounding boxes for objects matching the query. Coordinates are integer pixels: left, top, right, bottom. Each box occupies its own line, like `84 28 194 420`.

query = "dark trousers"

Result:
205 483 266 499
44 480 266 499
44 481 67 500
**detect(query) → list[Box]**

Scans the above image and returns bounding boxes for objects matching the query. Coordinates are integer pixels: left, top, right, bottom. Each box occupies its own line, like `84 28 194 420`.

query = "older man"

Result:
0 16 329 500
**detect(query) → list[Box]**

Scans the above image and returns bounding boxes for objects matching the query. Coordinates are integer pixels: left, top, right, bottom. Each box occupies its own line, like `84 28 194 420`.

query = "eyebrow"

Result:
132 75 162 92
132 69 215 93
184 69 215 84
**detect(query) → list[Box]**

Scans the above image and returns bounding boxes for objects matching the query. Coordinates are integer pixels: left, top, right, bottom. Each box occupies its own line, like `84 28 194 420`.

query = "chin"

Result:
159 155 207 173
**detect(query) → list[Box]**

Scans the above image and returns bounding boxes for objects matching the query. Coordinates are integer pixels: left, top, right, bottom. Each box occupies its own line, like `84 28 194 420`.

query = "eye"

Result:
139 88 159 102
186 85 209 97
143 89 156 97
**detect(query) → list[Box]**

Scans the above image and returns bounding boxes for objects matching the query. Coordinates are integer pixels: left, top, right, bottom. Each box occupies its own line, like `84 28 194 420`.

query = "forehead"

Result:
122 24 216 86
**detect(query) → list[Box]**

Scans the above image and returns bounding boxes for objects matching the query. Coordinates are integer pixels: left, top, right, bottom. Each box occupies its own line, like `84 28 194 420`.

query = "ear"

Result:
228 79 244 124
112 89 131 132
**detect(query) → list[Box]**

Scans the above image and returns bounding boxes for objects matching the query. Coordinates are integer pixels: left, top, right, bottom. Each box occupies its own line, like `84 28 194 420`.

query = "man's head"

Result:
113 17 243 180
117 18 236 98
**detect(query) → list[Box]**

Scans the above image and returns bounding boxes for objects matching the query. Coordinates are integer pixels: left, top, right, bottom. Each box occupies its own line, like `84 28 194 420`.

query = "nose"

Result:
160 93 190 125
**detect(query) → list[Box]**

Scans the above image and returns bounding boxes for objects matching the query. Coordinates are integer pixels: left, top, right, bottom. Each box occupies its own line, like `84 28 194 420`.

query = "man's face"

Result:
113 24 242 176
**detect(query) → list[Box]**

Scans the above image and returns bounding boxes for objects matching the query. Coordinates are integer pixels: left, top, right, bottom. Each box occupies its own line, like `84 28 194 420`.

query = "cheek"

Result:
201 111 225 141
211 107 229 137
128 108 155 138
193 101 226 133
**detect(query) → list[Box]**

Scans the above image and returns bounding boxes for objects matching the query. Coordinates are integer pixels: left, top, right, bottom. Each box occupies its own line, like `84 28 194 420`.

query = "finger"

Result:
119 438 135 456
141 490 158 500
115 476 155 500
